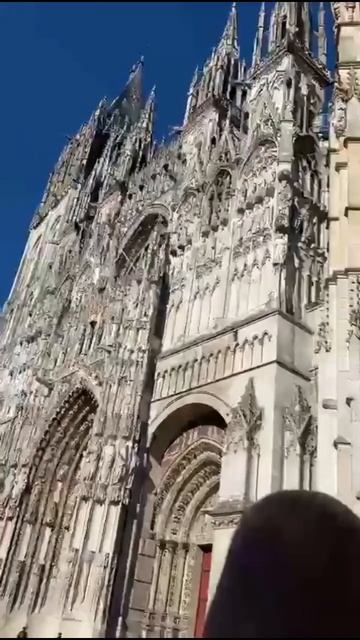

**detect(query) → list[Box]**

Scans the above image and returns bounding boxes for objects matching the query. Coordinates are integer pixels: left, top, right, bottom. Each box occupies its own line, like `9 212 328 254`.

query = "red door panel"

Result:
195 547 212 638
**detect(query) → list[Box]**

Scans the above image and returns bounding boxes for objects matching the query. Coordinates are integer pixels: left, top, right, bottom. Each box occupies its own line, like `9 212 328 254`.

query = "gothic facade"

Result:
0 2 358 637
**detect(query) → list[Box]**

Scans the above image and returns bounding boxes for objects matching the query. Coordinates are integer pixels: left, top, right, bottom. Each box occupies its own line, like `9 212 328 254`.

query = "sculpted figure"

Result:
275 180 292 231
78 435 101 483
273 235 288 265
45 497 58 528
63 487 78 530
26 480 43 524
112 440 130 485
0 466 16 513
99 436 116 485
125 447 138 494
11 465 29 504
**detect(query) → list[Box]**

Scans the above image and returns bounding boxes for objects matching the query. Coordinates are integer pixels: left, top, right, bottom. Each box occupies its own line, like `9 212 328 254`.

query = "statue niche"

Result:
203 170 232 236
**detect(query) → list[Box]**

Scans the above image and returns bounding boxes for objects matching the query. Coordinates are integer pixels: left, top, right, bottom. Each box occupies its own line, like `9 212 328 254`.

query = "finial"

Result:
252 1 265 69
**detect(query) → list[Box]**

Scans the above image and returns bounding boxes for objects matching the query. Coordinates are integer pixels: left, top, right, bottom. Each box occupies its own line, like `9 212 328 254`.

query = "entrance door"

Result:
194 546 212 638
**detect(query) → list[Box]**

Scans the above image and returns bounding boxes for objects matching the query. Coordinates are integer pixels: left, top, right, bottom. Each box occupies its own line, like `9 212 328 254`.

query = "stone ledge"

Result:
206 498 248 529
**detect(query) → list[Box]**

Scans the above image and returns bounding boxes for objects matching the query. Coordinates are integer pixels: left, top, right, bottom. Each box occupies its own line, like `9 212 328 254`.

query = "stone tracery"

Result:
0 2 343 637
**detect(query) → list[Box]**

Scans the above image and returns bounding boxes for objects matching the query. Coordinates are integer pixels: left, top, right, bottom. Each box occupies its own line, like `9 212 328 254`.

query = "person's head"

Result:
204 490 360 638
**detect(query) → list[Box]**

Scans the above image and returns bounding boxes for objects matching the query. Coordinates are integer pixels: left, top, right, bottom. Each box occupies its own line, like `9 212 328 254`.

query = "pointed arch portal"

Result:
140 405 226 638
0 386 98 617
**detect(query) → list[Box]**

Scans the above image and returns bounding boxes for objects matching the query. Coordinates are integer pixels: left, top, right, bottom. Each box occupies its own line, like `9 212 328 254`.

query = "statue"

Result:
112 440 129 485
123 448 139 504
275 179 292 232
25 480 43 524
99 436 116 485
56 446 74 483
273 235 288 265
10 465 29 505
78 435 101 483
0 466 16 515
45 497 58 529
63 487 78 531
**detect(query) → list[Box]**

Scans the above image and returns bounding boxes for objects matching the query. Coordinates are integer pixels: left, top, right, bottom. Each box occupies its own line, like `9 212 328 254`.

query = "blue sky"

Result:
0 2 334 306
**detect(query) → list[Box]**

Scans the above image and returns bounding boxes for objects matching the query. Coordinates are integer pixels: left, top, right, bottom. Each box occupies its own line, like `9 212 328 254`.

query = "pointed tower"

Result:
30 57 147 232
110 56 144 124
182 3 241 127
110 84 156 184
251 2 265 70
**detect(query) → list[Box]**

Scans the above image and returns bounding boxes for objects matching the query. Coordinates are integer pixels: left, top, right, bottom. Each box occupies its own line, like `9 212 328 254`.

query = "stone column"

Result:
171 542 188 614
154 541 175 614
247 444 260 502
164 541 176 613
208 504 243 605
147 540 163 613
334 436 353 506
283 436 300 490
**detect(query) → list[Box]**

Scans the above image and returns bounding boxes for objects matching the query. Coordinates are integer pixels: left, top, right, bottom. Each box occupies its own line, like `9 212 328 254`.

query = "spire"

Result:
140 85 156 133
183 66 200 126
134 86 156 169
124 56 144 106
252 2 265 69
110 57 144 124
92 96 108 131
318 2 327 65
267 2 313 53
182 4 240 125
218 2 238 55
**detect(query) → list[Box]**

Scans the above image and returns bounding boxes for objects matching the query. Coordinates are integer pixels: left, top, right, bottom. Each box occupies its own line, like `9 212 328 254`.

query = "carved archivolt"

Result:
154 330 272 400
0 386 98 613
144 425 223 637
154 440 222 532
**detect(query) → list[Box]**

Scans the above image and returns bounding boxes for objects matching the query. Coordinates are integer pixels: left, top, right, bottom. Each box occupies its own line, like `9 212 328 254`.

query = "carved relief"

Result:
275 178 292 233
78 435 101 485
98 435 116 485
332 87 347 137
225 378 262 454
283 385 316 456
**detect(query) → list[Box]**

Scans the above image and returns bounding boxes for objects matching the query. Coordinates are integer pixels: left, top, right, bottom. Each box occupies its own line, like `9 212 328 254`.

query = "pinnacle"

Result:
218 1 238 54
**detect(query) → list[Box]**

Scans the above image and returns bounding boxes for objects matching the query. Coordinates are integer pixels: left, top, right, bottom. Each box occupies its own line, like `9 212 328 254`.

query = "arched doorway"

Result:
0 385 98 620
141 405 226 638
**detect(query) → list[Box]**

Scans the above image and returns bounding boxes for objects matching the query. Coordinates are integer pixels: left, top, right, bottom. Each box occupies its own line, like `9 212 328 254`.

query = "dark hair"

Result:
204 490 360 638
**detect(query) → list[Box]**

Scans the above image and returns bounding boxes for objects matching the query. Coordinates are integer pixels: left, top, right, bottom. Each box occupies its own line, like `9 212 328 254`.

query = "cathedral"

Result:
0 1 359 637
